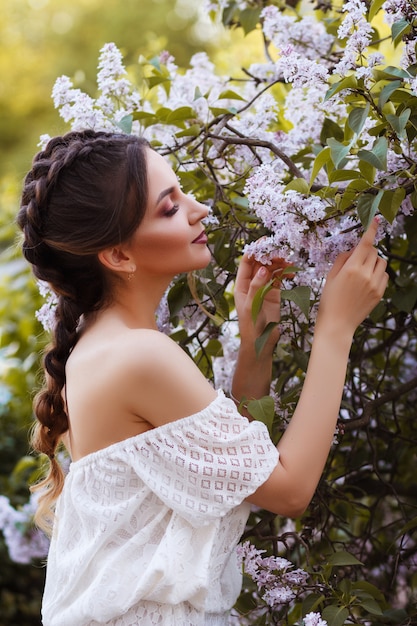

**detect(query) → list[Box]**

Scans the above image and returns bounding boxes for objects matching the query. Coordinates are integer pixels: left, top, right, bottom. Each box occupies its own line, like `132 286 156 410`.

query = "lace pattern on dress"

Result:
42 391 279 626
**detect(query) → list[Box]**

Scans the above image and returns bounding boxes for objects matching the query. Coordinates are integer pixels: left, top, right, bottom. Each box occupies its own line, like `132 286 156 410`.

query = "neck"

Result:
108 273 172 330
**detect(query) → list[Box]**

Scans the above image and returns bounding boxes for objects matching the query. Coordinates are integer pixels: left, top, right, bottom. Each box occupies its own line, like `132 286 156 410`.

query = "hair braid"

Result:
18 130 149 532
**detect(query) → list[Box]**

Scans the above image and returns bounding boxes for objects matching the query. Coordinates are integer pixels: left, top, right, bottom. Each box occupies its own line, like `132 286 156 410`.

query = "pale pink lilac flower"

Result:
0 494 49 564
237 540 309 609
212 321 240 391
36 281 58 332
261 7 334 60
334 0 375 76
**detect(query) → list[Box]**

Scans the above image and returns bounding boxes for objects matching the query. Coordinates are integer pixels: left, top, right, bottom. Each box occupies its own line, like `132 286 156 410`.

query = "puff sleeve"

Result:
126 390 279 524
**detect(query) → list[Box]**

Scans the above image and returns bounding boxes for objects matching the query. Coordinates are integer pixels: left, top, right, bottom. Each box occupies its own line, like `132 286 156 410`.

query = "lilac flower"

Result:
303 612 328 626
261 7 334 60
263 585 296 606
237 541 310 610
334 0 376 77
36 281 58 332
0 494 49 564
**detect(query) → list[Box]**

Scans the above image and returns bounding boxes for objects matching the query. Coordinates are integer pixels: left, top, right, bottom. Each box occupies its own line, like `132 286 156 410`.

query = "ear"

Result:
98 245 136 275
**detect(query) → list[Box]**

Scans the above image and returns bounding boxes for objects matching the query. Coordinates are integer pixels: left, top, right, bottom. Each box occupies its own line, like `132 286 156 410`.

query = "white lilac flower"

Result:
36 281 58 332
263 585 296 607
261 7 334 60
303 611 328 626
334 0 374 76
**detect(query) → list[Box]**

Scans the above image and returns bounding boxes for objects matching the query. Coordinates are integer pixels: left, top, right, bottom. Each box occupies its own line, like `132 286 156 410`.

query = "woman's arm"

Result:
231 255 287 406
245 218 388 517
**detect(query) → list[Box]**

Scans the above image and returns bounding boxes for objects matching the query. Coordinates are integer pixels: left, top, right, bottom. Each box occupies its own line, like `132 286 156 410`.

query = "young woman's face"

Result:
129 149 211 279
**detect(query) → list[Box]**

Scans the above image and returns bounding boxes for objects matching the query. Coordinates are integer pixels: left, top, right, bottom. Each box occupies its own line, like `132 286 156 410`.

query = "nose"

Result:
187 195 209 224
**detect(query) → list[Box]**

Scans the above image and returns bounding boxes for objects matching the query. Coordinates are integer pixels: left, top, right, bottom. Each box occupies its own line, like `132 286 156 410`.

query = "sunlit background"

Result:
0 0 265 181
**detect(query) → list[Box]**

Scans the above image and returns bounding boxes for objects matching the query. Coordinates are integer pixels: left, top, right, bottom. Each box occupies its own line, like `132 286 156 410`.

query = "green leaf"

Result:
247 395 275 431
320 118 344 143
167 106 194 123
251 281 273 323
386 108 411 138
325 75 357 101
209 106 235 116
194 86 203 100
255 322 279 357
378 80 403 108
328 169 362 183
348 103 370 135
357 190 383 228
327 138 351 169
391 285 417 313
284 177 310 194
391 19 412 46
339 178 369 212
369 0 386 21
379 187 406 223
167 279 191 317
358 159 376 184
352 580 386 603
204 339 223 357
281 286 311 319
147 75 171 89
218 89 245 101
380 66 411 79
175 124 201 138
326 551 363 566
116 114 133 134
239 8 261 34
357 596 383 615
357 136 388 170
322 605 349 626
310 146 331 187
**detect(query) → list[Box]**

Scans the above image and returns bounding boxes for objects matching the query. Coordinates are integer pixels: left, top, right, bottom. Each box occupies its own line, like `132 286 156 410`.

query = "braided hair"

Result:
17 130 149 530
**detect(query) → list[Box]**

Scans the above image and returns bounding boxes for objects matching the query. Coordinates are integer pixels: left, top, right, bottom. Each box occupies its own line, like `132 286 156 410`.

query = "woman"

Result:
18 130 388 626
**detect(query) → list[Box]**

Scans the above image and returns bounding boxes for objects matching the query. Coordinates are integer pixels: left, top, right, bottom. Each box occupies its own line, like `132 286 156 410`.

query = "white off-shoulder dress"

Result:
42 391 279 626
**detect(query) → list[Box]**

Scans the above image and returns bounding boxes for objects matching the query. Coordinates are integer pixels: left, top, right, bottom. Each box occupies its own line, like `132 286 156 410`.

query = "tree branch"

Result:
341 374 417 431
206 133 306 180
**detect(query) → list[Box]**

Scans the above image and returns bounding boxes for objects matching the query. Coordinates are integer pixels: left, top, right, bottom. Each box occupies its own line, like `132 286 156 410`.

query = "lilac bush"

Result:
6 0 417 623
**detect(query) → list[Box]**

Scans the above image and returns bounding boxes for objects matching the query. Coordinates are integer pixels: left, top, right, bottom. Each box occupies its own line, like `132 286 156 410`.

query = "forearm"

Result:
277 318 353 502
231 342 274 404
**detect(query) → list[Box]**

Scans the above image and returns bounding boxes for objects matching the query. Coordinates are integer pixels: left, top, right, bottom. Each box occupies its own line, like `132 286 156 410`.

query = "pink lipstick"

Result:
192 231 208 244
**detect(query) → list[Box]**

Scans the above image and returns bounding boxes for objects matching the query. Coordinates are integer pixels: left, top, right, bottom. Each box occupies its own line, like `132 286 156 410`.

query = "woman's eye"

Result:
164 204 179 217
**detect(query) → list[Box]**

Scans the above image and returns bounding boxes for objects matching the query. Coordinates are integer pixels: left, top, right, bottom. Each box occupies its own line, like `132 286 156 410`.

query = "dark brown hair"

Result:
17 130 149 530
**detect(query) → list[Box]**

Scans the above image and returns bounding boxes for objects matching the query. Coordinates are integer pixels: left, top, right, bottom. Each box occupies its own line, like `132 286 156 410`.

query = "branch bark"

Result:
341 374 417 431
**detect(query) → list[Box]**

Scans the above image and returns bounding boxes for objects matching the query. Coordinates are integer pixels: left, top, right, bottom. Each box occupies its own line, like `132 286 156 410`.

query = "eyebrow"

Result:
156 186 175 206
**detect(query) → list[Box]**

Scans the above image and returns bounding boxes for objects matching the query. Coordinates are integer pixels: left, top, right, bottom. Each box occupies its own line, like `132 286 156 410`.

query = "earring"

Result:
127 272 134 282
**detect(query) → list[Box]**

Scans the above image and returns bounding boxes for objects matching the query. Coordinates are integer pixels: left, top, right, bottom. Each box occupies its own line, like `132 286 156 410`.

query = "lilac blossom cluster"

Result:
0 494 49 564
35 1 416 386
236 540 310 608
35 280 59 332
234 541 328 624
383 0 417 73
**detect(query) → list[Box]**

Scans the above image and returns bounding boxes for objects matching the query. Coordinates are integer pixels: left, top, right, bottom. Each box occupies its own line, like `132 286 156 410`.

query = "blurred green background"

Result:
1 0 212 180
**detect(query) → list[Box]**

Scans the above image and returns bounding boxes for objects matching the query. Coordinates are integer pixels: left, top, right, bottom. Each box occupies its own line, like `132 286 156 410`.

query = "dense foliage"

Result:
1 0 417 624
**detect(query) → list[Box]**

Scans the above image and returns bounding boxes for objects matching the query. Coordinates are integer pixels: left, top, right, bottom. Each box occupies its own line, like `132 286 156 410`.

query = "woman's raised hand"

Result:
234 254 290 354
318 218 388 335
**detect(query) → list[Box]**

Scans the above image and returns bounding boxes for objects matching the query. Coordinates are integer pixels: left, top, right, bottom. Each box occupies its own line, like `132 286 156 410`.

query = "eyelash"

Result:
164 204 179 217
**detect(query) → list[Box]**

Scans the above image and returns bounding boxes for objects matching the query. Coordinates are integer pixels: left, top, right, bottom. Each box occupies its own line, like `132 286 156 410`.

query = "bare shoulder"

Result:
112 329 218 426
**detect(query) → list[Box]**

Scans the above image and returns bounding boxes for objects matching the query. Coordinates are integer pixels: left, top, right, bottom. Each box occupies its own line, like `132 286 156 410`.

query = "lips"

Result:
192 231 208 244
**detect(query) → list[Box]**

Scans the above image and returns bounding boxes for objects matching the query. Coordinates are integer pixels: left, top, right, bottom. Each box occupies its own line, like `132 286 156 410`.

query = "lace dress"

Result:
42 391 279 626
